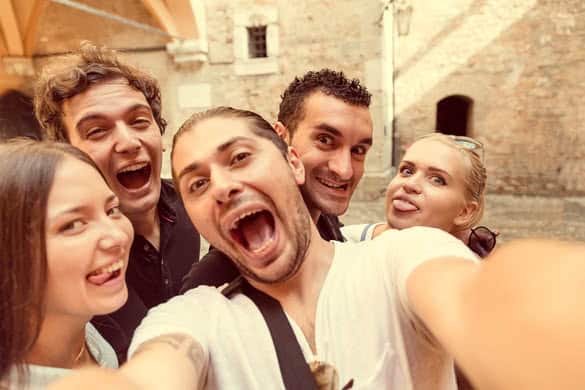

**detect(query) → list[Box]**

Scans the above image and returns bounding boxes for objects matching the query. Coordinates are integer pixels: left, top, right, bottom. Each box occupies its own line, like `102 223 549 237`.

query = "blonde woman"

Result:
343 133 496 257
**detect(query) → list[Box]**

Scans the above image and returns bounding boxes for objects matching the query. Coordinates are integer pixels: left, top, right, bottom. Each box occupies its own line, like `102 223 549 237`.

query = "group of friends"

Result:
1 42 584 390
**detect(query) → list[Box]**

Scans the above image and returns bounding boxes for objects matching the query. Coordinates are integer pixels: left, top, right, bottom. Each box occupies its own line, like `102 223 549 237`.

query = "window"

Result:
234 6 279 75
247 26 267 58
435 95 473 136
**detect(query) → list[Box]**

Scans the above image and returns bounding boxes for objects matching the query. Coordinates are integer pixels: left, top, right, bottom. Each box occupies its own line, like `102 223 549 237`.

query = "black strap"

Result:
225 276 318 390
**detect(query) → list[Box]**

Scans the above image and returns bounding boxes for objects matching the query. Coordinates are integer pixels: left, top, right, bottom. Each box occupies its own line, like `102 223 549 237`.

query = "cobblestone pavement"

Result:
342 194 585 243
199 194 585 259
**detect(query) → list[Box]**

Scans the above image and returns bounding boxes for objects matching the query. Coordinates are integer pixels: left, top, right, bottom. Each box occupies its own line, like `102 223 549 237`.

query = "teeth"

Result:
119 162 147 173
90 260 124 276
230 209 262 230
317 178 347 189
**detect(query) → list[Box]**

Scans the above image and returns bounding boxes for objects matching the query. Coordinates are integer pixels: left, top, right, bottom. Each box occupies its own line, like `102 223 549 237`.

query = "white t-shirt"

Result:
341 223 383 242
7 323 118 390
130 226 477 389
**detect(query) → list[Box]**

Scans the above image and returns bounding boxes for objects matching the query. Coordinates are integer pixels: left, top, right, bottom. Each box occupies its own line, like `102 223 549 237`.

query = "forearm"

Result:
123 333 207 389
49 333 207 390
410 240 585 389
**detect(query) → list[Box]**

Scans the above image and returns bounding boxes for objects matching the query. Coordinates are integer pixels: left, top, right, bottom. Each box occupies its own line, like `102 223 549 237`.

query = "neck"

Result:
251 221 334 308
249 222 334 353
309 207 321 224
126 206 160 250
26 313 89 369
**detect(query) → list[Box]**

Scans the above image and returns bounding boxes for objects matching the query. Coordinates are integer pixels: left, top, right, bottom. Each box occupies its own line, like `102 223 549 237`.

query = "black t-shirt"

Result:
92 179 200 362
180 214 344 293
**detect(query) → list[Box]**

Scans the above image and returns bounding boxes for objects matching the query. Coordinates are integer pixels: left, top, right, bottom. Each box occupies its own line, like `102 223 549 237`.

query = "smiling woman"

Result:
342 133 494 258
0 139 133 388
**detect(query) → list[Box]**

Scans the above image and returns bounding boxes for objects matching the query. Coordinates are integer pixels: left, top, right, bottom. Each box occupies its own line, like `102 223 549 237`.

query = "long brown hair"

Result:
0 139 99 382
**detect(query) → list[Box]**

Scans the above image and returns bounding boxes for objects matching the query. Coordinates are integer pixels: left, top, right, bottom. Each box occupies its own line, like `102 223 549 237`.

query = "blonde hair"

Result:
414 133 487 229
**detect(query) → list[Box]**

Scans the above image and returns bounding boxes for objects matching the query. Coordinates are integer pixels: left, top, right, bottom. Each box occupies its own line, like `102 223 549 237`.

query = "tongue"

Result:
87 271 113 286
117 166 150 189
240 212 274 252
393 199 418 212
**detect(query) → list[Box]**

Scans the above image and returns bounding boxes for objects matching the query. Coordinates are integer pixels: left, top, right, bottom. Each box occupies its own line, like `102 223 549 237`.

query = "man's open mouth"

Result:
316 177 349 191
229 209 276 254
117 162 151 189
86 260 124 286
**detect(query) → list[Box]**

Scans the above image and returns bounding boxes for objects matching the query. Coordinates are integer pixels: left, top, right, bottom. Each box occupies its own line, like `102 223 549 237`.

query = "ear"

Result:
274 121 291 144
453 200 479 229
286 146 305 186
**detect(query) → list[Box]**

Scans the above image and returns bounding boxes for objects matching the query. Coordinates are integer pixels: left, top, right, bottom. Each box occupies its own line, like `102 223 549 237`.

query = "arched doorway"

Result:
435 95 473 136
0 90 41 140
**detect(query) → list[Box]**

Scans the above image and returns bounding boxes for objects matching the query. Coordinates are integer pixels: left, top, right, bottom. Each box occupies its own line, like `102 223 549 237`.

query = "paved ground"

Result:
199 194 585 259
343 194 585 243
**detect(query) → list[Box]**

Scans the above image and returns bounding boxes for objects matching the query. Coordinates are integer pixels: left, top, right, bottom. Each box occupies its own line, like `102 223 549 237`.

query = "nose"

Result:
97 219 129 252
328 150 353 181
210 168 243 205
402 173 422 194
113 121 141 154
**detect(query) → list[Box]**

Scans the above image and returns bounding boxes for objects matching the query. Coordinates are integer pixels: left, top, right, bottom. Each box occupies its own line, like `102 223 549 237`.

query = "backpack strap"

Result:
223 276 318 390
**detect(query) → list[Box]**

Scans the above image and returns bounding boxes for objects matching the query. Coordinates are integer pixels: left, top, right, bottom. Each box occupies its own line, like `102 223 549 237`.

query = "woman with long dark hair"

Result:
0 139 133 388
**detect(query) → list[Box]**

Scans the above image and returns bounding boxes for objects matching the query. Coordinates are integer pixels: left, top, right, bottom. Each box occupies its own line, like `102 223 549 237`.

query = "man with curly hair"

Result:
180 69 373 290
33 42 201 362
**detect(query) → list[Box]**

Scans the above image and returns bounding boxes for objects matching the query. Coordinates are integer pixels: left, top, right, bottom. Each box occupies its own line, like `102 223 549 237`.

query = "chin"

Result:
95 291 128 316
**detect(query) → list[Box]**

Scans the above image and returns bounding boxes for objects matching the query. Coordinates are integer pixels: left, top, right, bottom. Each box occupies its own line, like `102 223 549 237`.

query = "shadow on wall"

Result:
0 90 42 141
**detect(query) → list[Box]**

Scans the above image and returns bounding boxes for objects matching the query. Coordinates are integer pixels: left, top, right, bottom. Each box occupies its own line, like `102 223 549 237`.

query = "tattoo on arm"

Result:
134 333 206 374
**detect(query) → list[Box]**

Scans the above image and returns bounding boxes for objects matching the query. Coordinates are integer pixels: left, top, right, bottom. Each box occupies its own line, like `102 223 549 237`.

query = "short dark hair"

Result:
0 139 100 384
171 106 288 184
277 68 372 135
34 41 166 142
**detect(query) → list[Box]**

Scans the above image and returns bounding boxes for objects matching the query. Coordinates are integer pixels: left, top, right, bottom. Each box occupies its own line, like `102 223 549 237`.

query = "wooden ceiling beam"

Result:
166 0 199 39
0 0 24 55
23 0 47 55
141 0 179 38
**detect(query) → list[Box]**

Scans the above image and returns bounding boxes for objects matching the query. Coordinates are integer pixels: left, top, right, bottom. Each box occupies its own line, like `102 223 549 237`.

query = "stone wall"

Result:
394 0 585 195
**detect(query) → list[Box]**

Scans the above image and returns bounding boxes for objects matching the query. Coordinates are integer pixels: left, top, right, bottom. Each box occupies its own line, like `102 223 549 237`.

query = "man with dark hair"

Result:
180 69 373 291
33 42 200 362
49 108 585 390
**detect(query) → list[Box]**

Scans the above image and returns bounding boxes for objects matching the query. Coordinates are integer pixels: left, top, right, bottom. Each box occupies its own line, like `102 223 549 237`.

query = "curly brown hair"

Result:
34 41 166 142
277 69 371 135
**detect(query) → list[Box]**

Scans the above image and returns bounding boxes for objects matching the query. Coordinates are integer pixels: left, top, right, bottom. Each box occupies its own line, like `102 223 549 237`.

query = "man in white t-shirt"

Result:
49 107 585 390
130 107 477 389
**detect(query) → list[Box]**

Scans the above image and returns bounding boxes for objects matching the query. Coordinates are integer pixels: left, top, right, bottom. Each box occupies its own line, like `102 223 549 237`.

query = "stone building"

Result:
0 0 583 199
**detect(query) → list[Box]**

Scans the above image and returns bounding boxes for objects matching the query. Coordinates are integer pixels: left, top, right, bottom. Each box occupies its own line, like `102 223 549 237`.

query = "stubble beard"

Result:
235 192 312 285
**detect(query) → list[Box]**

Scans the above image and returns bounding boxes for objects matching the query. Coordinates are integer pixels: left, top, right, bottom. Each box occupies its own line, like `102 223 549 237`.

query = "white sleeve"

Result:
128 286 220 358
378 226 478 336
341 223 381 242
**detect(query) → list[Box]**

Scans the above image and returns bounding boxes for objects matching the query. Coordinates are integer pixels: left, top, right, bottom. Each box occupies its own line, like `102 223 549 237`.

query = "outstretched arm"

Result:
48 333 207 390
408 240 585 389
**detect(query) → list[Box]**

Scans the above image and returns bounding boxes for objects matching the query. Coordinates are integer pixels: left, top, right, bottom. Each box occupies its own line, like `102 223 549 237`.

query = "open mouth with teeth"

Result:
229 209 276 257
86 260 124 286
117 162 151 189
316 177 348 191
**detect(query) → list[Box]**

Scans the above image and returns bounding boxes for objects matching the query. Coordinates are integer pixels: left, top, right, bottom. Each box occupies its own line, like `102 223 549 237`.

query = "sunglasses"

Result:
468 225 497 258
449 135 485 162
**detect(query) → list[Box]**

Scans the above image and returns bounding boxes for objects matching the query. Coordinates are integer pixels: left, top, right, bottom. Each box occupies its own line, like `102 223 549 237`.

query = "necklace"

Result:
73 342 86 365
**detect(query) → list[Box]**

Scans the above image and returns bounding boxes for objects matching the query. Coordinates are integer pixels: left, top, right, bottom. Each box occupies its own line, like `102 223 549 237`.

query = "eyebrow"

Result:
402 160 453 178
177 136 254 181
315 123 373 145
75 104 152 133
50 194 118 219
